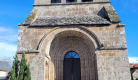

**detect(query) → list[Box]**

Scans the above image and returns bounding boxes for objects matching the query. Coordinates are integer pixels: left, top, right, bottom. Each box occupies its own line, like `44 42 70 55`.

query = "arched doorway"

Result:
63 51 81 80
41 28 99 80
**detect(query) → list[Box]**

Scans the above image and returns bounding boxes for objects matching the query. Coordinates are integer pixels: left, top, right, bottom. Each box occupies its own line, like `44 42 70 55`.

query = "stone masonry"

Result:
17 0 131 80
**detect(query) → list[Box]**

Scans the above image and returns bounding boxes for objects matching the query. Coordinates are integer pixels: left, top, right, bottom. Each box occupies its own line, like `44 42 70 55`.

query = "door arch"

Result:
63 51 81 80
42 29 99 80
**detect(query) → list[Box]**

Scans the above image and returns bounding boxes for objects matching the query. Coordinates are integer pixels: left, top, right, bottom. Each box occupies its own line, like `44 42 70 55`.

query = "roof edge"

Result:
16 50 40 54
117 24 126 27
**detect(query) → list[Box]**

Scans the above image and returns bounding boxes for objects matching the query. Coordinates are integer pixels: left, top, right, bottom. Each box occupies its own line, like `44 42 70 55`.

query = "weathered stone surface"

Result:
96 50 130 80
88 24 127 49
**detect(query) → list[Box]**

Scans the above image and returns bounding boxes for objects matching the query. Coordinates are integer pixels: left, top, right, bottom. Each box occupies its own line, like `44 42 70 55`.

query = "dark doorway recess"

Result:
63 51 81 80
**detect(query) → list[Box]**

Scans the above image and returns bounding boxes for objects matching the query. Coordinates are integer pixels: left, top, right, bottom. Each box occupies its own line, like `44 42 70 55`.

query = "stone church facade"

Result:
17 0 131 80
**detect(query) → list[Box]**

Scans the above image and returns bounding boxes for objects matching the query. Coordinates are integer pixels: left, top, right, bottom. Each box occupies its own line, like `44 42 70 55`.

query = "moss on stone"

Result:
106 10 116 12
25 13 35 22
106 10 116 15
112 16 121 22
104 6 121 22
24 11 36 24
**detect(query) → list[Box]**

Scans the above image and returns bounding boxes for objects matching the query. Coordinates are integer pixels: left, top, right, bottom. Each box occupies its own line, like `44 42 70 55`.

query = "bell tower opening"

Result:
66 0 77 3
82 0 93 2
63 51 81 80
51 0 61 3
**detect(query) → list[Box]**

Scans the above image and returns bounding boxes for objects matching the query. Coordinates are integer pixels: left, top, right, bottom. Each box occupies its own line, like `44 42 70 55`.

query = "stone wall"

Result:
33 3 110 17
88 24 127 49
17 26 51 51
17 24 127 52
17 24 130 80
96 50 130 80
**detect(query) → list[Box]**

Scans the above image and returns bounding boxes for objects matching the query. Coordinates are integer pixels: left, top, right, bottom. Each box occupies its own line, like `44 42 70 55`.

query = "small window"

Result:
51 0 61 3
65 51 80 58
82 0 93 2
66 0 77 3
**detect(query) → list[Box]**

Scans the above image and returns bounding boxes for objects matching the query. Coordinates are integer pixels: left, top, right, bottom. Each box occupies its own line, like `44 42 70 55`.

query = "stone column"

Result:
77 0 81 3
34 0 51 5
61 0 66 4
46 0 51 4
93 0 109 2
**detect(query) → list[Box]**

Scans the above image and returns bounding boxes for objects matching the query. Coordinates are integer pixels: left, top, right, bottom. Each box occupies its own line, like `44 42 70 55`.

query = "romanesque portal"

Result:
17 0 131 80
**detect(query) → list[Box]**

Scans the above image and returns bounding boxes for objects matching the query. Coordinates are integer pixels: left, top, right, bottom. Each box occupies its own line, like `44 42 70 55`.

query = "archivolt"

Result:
40 26 99 80
49 36 95 80
38 26 102 56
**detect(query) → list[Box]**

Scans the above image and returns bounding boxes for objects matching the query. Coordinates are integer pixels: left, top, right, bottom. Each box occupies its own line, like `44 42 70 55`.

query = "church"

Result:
17 0 131 80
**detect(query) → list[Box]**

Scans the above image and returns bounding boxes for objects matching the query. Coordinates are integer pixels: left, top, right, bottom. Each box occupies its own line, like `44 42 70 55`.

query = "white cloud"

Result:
0 27 13 33
129 57 138 63
0 34 18 42
0 27 18 42
0 26 18 60
0 42 16 59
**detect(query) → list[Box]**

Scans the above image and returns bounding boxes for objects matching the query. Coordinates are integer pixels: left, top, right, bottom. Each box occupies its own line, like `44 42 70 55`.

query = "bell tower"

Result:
34 0 110 4
17 0 131 80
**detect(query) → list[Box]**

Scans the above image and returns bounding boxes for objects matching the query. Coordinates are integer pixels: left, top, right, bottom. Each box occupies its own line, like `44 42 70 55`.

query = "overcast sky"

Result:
0 0 138 63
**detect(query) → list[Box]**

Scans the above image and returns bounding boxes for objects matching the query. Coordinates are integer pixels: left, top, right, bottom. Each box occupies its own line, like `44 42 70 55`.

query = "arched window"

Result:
64 51 80 58
51 0 61 3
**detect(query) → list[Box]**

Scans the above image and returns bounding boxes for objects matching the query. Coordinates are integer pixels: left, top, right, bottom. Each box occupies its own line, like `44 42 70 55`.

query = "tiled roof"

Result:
31 15 111 26
130 63 138 68
0 61 11 71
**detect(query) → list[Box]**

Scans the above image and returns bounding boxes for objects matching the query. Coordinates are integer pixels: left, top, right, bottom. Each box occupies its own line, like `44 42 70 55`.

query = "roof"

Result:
0 61 11 71
104 6 121 22
130 63 138 68
30 15 111 26
22 5 121 26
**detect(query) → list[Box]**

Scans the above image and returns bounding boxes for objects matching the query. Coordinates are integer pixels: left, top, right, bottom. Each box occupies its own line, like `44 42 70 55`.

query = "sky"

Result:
0 0 138 63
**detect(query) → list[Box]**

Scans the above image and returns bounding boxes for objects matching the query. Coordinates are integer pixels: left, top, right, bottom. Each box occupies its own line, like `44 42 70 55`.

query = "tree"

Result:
26 65 31 80
9 52 31 80
19 52 31 80
8 67 16 80
8 54 20 80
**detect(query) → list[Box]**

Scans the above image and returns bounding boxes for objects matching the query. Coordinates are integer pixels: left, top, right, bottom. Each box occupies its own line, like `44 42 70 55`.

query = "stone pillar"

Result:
34 0 51 5
61 0 66 4
46 0 51 4
93 0 109 2
77 0 81 3
45 57 49 80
